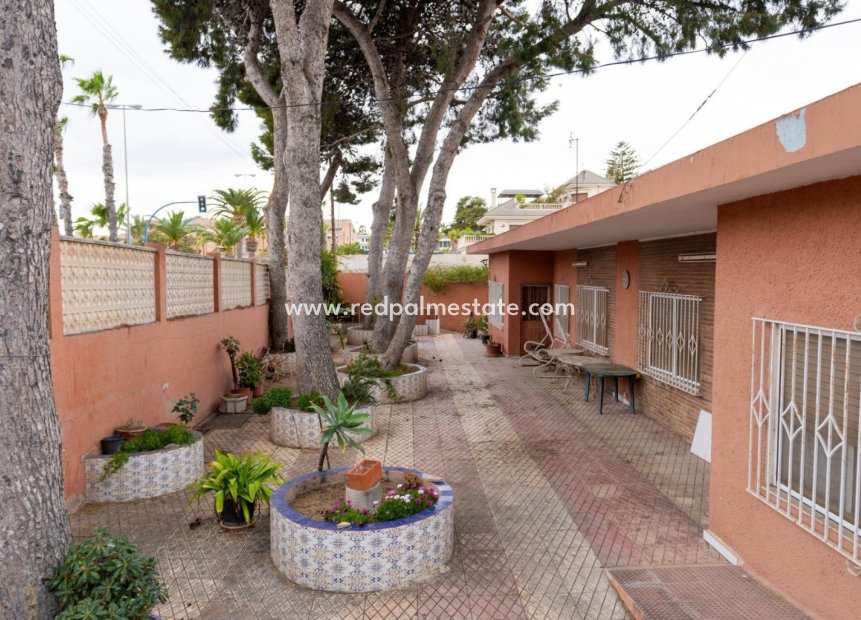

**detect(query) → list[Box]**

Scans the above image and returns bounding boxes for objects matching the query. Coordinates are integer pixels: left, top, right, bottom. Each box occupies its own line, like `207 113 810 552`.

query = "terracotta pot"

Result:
346 459 383 491
252 384 265 398
153 422 174 430
232 387 253 400
114 426 147 441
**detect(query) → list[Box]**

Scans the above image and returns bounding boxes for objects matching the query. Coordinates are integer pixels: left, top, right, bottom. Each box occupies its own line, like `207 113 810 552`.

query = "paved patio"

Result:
71 334 800 619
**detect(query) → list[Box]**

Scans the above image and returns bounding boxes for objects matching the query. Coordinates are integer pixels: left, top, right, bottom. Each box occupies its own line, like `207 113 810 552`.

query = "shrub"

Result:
423 264 488 293
321 250 343 306
101 425 194 480
297 391 324 412
236 352 263 388
252 387 293 415
173 392 198 425
191 450 282 524
321 501 373 524
48 528 167 620
310 393 372 471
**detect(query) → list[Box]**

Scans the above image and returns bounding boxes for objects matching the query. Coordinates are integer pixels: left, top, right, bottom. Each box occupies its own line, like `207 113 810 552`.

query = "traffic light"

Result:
198 195 207 213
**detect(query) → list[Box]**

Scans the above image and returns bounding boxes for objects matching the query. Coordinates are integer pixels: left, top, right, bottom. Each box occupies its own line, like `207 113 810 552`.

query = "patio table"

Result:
581 362 637 415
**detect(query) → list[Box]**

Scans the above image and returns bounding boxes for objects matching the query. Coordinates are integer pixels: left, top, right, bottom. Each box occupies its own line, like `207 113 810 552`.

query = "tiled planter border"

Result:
270 405 375 449
342 341 418 365
425 319 440 335
336 364 428 404
271 466 454 592
346 327 375 346
412 324 429 337
84 431 204 503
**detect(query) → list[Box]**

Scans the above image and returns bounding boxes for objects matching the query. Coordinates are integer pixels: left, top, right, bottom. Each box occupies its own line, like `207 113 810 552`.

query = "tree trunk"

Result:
0 2 73 616
329 188 336 255
53 122 73 236
102 143 118 242
363 145 395 329
271 0 339 397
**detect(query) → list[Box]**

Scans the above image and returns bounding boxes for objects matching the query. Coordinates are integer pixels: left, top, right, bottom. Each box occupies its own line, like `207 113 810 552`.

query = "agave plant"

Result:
311 393 372 471
191 450 282 527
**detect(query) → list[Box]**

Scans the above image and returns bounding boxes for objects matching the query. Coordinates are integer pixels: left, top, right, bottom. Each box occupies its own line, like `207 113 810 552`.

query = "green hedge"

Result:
422 264 488 293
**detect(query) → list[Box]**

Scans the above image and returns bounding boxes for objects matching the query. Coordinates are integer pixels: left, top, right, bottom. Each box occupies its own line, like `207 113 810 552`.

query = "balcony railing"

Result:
457 234 495 251
517 202 569 210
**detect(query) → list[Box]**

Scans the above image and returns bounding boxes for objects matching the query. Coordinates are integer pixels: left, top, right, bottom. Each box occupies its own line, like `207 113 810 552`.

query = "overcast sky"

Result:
55 0 861 231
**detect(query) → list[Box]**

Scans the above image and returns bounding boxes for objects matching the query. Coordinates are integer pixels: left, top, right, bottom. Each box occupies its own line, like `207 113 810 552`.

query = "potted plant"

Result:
220 336 242 392
236 352 264 397
192 450 282 530
48 528 167 620
114 418 147 441
476 315 490 344
251 387 293 415
173 392 198 426
464 313 478 339
310 393 372 471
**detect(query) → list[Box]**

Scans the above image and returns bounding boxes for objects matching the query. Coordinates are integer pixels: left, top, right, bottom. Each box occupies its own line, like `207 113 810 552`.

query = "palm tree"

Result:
153 211 200 251
211 188 264 257
72 70 119 242
73 217 95 239
73 202 127 240
54 54 75 236
204 219 247 256
244 206 266 255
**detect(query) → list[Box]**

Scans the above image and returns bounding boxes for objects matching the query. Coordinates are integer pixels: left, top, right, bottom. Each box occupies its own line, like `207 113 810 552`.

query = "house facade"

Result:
470 84 861 619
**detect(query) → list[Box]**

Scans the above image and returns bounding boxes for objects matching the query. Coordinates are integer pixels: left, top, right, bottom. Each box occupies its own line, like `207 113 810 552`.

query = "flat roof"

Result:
470 82 861 254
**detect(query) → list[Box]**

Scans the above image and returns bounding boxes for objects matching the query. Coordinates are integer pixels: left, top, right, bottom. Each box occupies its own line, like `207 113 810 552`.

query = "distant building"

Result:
558 169 616 203
323 218 357 248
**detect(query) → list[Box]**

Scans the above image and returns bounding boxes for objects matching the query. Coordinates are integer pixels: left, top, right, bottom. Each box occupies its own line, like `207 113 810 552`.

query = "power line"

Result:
59 16 861 115
67 0 252 163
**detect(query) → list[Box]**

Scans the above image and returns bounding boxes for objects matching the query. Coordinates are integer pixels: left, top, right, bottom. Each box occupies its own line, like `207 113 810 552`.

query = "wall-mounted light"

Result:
572 260 588 267
678 252 716 263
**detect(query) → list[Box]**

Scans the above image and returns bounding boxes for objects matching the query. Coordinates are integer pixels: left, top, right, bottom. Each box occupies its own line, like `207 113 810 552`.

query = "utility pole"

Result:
107 103 142 243
569 133 579 203
330 186 337 254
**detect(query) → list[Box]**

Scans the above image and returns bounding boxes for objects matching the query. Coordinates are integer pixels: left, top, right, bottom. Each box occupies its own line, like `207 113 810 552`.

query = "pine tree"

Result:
606 141 641 184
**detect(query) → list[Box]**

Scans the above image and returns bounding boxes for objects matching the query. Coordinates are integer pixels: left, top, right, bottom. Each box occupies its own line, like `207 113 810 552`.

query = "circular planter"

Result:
84 431 204 504
270 405 375 449
343 342 418 365
336 364 428 404
264 351 297 377
346 326 376 346
270 466 454 592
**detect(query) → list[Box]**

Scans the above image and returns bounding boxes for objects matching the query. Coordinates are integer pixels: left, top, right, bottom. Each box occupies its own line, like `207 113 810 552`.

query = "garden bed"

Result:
342 341 418 365
336 363 428 404
346 326 375 346
270 467 454 592
84 431 204 503
270 405 375 449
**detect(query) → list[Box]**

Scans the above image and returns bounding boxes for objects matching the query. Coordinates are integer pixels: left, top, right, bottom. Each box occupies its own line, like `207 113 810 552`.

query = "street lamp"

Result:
235 173 256 188
107 103 143 243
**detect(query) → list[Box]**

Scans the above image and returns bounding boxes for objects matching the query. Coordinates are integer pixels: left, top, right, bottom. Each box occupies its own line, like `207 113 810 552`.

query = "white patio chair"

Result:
520 313 583 375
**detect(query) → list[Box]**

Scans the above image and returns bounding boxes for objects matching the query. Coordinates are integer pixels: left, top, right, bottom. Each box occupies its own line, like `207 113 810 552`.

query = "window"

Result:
576 285 609 354
521 285 550 322
637 291 702 394
749 318 861 568
553 284 571 341
488 281 504 328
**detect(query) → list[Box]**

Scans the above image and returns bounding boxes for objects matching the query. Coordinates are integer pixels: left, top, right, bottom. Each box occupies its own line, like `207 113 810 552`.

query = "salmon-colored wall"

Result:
48 231 269 505
336 273 488 333
711 176 861 619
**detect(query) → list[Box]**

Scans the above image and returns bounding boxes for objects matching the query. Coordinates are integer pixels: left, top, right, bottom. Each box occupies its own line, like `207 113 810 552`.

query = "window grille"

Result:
521 285 550 322
749 318 861 569
637 291 702 394
554 284 571 340
576 285 609 355
488 281 504 328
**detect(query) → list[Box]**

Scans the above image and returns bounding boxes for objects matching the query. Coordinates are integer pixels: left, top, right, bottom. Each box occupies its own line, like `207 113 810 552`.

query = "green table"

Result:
581 362 637 415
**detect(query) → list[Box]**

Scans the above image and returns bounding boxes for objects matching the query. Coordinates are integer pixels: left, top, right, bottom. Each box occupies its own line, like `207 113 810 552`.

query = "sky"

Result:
55 0 861 232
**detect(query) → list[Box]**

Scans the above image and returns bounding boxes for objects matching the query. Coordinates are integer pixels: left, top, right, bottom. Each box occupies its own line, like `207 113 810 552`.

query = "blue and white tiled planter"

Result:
270 405 375 449
270 467 454 592
336 364 428 404
84 431 204 503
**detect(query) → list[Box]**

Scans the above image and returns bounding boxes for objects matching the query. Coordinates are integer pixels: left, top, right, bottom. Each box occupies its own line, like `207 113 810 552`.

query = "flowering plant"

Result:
321 501 373 525
320 484 440 524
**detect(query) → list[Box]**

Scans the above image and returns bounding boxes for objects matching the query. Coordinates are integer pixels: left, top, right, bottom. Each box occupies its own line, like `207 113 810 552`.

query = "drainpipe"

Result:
490 188 497 209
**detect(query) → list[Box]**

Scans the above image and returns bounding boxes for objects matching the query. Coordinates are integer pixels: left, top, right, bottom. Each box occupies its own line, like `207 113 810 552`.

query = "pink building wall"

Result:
48 231 269 505
711 176 861 619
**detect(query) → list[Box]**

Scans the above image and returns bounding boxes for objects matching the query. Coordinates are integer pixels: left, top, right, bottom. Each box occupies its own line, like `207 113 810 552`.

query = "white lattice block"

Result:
60 239 156 335
270 467 454 592
270 405 375 449
166 253 215 319
255 262 270 305
221 259 252 309
84 432 204 503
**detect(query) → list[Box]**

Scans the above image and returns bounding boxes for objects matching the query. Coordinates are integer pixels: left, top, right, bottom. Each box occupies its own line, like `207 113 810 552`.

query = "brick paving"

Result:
71 334 800 619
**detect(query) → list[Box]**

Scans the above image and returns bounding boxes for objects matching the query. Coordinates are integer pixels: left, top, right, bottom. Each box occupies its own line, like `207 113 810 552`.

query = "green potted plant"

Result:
251 387 293 415
236 352 264 397
311 393 372 471
191 450 282 529
476 314 490 344
173 392 198 425
220 336 248 412
464 313 478 339
48 528 167 620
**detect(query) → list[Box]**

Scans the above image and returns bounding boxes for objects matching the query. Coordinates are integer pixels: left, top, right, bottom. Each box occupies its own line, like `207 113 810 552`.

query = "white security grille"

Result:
749 318 861 569
637 291 702 394
554 284 571 340
488 281 504 328
576 285 609 355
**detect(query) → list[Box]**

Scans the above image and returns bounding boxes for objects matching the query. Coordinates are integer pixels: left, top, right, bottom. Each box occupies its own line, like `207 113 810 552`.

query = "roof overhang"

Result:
470 83 861 255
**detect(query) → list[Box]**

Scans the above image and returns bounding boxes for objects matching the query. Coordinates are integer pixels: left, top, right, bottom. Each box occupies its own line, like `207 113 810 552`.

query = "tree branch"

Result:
320 151 343 200
243 13 281 109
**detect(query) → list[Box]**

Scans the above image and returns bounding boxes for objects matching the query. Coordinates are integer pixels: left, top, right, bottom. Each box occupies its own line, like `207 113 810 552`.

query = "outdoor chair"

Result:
520 313 584 375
